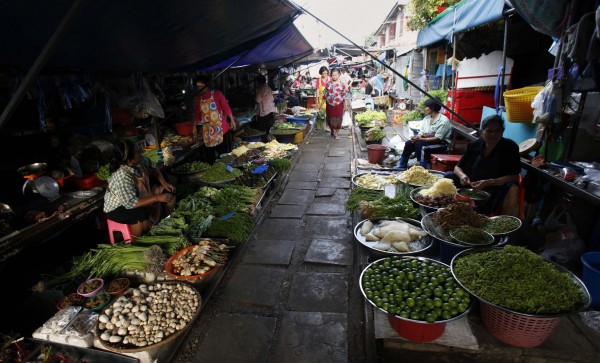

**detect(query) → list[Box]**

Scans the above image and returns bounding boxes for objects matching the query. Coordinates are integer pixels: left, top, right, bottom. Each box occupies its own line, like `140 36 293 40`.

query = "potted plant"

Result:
365 127 386 144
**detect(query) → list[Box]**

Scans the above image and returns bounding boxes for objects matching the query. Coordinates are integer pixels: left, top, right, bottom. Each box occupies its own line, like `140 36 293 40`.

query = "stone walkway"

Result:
173 127 365 363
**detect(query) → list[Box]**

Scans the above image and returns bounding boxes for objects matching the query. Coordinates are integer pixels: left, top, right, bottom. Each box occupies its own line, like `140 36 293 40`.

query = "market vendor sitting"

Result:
103 140 176 236
446 115 521 216
397 97 451 169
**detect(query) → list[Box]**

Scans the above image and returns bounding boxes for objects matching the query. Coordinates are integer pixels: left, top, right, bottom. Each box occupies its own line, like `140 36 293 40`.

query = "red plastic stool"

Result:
107 219 134 244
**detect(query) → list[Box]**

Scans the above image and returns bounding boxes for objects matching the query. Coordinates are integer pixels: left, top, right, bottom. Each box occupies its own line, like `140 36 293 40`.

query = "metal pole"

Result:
500 15 509 108
451 33 457 122
289 0 475 130
0 0 86 133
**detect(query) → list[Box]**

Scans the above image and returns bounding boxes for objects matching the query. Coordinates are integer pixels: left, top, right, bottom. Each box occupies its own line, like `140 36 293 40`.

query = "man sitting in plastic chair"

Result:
396 98 452 169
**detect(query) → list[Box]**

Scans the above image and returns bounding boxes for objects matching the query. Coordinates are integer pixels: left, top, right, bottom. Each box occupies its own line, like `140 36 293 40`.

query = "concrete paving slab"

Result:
306 203 347 216
323 161 351 171
193 313 277 363
319 177 351 189
292 162 323 172
278 189 315 205
221 265 286 307
305 239 353 266
255 218 305 239
305 216 352 240
315 187 337 197
242 239 295 266
288 170 319 182
270 205 306 219
328 149 348 157
287 272 348 312
272 311 348 362
286 181 318 190
300 151 326 159
321 168 352 178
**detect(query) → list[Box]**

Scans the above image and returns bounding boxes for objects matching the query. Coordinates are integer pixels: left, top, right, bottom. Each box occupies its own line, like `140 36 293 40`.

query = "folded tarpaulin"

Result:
417 0 509 47
0 0 301 72
199 23 313 71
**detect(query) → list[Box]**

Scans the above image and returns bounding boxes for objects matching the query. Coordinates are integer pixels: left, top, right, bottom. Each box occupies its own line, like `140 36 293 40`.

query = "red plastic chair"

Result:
106 219 133 244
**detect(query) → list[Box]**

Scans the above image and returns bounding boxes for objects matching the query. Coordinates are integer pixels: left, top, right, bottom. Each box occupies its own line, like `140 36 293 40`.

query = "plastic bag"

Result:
532 81 555 123
134 78 164 119
579 311 600 333
538 205 585 265
342 111 352 128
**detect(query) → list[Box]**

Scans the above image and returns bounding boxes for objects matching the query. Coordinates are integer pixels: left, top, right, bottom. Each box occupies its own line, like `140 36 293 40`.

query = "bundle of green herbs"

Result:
365 127 386 141
452 246 586 314
268 158 291 174
346 187 384 211
206 212 254 244
199 163 242 183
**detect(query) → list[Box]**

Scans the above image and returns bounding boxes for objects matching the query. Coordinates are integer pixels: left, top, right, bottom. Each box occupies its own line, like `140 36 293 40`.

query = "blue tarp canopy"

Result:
0 0 302 72
417 0 509 47
200 23 314 71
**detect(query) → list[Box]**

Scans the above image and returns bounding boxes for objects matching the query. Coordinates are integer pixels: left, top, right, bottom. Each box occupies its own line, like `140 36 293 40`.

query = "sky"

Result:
292 0 401 49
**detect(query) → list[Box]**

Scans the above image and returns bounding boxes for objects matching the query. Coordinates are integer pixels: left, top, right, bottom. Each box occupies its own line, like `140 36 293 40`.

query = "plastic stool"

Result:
107 219 133 244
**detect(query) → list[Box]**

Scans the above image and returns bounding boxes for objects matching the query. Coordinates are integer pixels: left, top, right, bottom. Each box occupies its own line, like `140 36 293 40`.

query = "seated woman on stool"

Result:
397 97 451 169
103 140 176 236
446 115 521 216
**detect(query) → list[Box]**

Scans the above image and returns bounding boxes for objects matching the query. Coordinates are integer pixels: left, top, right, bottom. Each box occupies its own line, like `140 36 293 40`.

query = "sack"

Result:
342 111 352 128
539 204 585 265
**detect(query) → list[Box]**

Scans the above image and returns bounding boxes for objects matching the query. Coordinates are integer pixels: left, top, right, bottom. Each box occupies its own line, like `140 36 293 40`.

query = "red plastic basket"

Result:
480 301 561 348
387 314 446 343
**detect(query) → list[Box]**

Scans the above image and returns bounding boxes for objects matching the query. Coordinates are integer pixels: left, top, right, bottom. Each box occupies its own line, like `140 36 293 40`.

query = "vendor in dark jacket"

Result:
447 115 521 216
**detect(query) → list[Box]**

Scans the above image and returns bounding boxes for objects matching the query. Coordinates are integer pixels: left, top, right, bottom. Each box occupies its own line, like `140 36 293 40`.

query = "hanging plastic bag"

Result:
532 81 554 123
341 111 352 128
134 77 164 119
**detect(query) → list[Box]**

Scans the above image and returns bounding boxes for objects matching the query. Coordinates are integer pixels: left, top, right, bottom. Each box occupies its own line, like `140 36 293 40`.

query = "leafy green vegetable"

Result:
96 164 111 180
212 185 258 216
268 158 291 174
346 187 383 211
359 195 419 219
453 246 586 314
172 161 210 174
199 163 242 183
365 127 386 141
355 110 386 125
206 212 254 243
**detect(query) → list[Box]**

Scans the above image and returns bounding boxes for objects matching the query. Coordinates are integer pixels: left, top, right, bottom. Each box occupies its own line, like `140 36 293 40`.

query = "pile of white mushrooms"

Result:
98 283 199 348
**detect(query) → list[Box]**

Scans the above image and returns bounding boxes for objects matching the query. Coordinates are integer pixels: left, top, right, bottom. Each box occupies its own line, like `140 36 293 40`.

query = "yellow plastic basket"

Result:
503 86 543 123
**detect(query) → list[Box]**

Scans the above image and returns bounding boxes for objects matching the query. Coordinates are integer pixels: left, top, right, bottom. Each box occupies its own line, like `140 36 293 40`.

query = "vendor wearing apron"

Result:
104 140 176 236
192 75 237 164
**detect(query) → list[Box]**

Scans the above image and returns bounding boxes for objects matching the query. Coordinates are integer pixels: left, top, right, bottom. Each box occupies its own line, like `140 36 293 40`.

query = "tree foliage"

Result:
408 0 461 31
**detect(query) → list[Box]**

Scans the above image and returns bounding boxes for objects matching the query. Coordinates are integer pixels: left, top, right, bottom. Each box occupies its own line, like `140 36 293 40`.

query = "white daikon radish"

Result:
381 230 411 243
360 220 373 236
392 241 410 252
365 233 380 241
372 240 392 251
408 226 427 239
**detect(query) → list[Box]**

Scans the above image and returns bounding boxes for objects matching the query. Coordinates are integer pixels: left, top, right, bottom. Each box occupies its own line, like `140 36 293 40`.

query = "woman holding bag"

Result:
323 68 349 140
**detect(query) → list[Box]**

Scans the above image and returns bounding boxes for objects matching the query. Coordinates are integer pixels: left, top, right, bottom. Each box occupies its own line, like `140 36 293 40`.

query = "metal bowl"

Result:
457 188 491 201
482 215 522 236
449 227 495 247
421 211 508 248
397 169 445 188
450 247 591 318
359 256 475 324
351 171 398 190
34 176 60 198
354 218 433 256
409 187 456 211
0 202 14 216
17 162 47 176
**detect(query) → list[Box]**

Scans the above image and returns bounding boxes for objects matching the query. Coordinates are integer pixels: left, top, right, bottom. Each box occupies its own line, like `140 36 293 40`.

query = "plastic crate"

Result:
430 154 461 172
448 90 496 125
480 301 561 348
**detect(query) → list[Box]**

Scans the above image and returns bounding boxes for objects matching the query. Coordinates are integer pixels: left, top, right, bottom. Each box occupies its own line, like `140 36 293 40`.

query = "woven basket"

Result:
503 86 543 123
480 301 561 348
